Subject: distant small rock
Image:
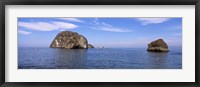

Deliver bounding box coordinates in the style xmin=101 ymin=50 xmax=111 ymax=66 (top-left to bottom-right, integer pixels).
xmin=50 ymin=31 xmax=88 ymax=49
xmin=147 ymin=39 xmax=169 ymax=52
xmin=88 ymin=44 xmax=94 ymax=48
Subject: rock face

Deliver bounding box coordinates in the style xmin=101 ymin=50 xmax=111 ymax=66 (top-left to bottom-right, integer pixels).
xmin=88 ymin=44 xmax=94 ymax=48
xmin=50 ymin=31 xmax=88 ymax=49
xmin=147 ymin=39 xmax=169 ymax=52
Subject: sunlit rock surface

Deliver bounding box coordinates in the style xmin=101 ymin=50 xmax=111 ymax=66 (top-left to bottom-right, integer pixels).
xmin=147 ymin=39 xmax=169 ymax=52
xmin=50 ymin=31 xmax=88 ymax=49
xmin=88 ymin=44 xmax=94 ymax=48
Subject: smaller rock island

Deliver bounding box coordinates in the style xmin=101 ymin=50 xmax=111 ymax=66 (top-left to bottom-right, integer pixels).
xmin=88 ymin=44 xmax=94 ymax=48
xmin=50 ymin=31 xmax=94 ymax=49
xmin=147 ymin=39 xmax=169 ymax=52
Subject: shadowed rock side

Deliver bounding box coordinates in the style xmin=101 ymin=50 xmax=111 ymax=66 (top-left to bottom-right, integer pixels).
xmin=50 ymin=31 xmax=88 ymax=49
xmin=88 ymin=44 xmax=94 ymax=48
xmin=147 ymin=39 xmax=169 ymax=52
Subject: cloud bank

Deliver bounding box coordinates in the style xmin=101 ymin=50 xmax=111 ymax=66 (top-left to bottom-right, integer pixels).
xmin=18 ymin=30 xmax=32 ymax=35
xmin=91 ymin=19 xmax=132 ymax=32
xmin=58 ymin=18 xmax=84 ymax=23
xmin=136 ymin=18 xmax=170 ymax=25
xmin=18 ymin=21 xmax=78 ymax=31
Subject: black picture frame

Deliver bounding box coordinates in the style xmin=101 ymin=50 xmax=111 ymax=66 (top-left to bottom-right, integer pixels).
xmin=0 ymin=0 xmax=200 ymax=87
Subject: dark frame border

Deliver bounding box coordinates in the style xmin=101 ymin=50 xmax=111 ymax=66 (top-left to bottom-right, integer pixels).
xmin=0 ymin=0 xmax=200 ymax=87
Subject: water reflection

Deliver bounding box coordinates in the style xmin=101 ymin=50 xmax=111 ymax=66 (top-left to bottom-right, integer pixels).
xmin=52 ymin=49 xmax=88 ymax=69
xmin=147 ymin=52 xmax=168 ymax=69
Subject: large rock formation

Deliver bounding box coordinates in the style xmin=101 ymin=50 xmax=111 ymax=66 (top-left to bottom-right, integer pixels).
xmin=88 ymin=44 xmax=94 ymax=48
xmin=147 ymin=39 xmax=169 ymax=52
xmin=50 ymin=31 xmax=88 ymax=49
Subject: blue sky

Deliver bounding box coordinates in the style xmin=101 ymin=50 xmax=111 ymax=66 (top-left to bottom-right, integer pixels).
xmin=18 ymin=18 xmax=182 ymax=48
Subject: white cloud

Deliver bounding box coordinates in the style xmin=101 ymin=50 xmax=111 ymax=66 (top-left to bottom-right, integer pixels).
xmin=102 ymin=22 xmax=112 ymax=27
xmin=18 ymin=30 xmax=32 ymax=35
xmin=94 ymin=27 xmax=132 ymax=32
xmin=58 ymin=18 xmax=84 ymax=23
xmin=136 ymin=18 xmax=170 ymax=25
xmin=18 ymin=21 xmax=78 ymax=31
xmin=52 ymin=22 xmax=78 ymax=29
xmin=91 ymin=20 xmax=132 ymax=32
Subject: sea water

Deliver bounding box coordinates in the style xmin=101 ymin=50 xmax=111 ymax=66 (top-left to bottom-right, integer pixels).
xmin=18 ymin=47 xmax=182 ymax=69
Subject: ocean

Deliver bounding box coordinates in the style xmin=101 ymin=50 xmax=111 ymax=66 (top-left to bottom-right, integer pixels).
xmin=18 ymin=47 xmax=182 ymax=69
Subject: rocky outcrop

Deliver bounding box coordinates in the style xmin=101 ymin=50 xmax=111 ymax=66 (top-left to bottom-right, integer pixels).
xmin=88 ymin=44 xmax=94 ymax=48
xmin=50 ymin=31 xmax=88 ymax=49
xmin=147 ymin=39 xmax=169 ymax=52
